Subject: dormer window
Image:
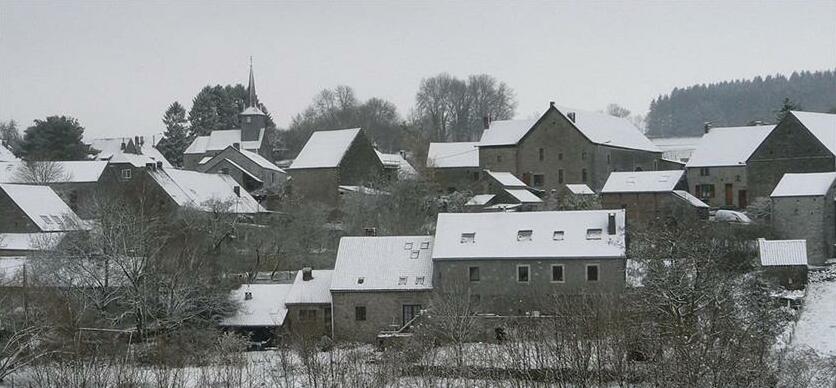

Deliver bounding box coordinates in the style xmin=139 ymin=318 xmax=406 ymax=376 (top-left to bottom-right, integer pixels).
xmin=461 ymin=233 xmax=476 ymax=243
xmin=410 ymin=251 xmax=420 ymax=259
xmin=586 ymin=228 xmax=603 ymax=240
xmin=517 ymin=230 xmax=533 ymax=241
xmin=398 ymin=276 xmax=407 ymax=285
xmin=420 ymin=241 xmax=430 ymax=249
xmin=553 ymin=231 xmax=565 ymax=241
xmin=40 ymin=215 xmax=53 ymax=224
xmin=404 ymin=242 xmax=413 ymax=250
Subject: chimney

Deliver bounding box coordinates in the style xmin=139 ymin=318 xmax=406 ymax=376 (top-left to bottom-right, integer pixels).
xmin=549 ymin=101 xmax=555 ymax=108
xmin=607 ymin=212 xmax=617 ymax=235
xmin=145 ymin=162 xmax=156 ymax=171
xmin=156 ymin=161 xmax=163 ymax=169
xmin=233 ymin=142 xmax=240 ymax=150
xmin=399 ymin=150 xmax=407 ymax=159
xmin=704 ymin=122 xmax=712 ymax=134
xmin=302 ymin=267 xmax=313 ymax=281
xmin=120 ymin=141 xmax=126 ymax=151
xmin=567 ymin=112 xmax=576 ymax=123
xmin=364 ymin=227 xmax=377 ymax=236
xmin=134 ymin=136 xmax=140 ymax=146
xmin=244 ymin=291 xmax=253 ymax=300
xmin=482 ymin=116 xmax=491 ymax=130
xmin=233 ymin=186 xmax=241 ymax=197
xmin=139 ymin=136 xmax=144 ymax=146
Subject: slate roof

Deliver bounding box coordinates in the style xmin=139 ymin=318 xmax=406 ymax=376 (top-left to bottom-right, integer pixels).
xmin=288 ymin=128 xmax=361 ymax=169
xmin=771 ymin=172 xmax=836 ymax=197
xmin=285 ymin=270 xmax=333 ymax=305
xmin=184 ymin=129 xmax=265 ymax=155
xmin=0 ymin=161 xmax=108 ymax=183
xmin=686 ymin=126 xmax=775 ymax=167
xmin=505 ymin=188 xmax=542 ymax=203
xmin=601 ymin=170 xmax=685 ymax=193
xmin=331 ymin=236 xmax=434 ymax=292
xmin=433 ymin=210 xmax=626 ymax=260
xmin=791 ymin=111 xmax=836 ymax=156
xmin=220 ymin=284 xmax=293 ymax=327
xmin=426 ymin=142 xmax=480 ymax=168
xmin=89 ymin=137 xmax=172 ymax=168
xmin=148 ymin=169 xmax=265 ymax=213
xmin=0 ymin=184 xmax=86 ymax=232
xmin=566 ymin=184 xmax=595 ymax=195
xmin=758 ymin=238 xmax=808 ymax=266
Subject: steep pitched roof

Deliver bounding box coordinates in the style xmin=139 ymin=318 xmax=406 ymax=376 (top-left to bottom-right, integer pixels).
xmin=686 ymin=126 xmax=775 ymax=167
xmin=288 ymin=128 xmax=361 ymax=169
xmin=433 ymin=210 xmax=626 ymax=260
xmin=0 ymin=161 xmax=108 ymax=184
xmin=601 ymin=170 xmax=685 ymax=193
xmin=0 ymin=143 xmax=18 ymax=161
xmin=89 ymin=137 xmax=172 ymax=168
xmin=426 ymin=142 xmax=480 ymax=168
xmin=184 ymin=129 xmax=265 ymax=155
xmin=285 ymin=270 xmax=333 ymax=305
xmin=0 ymin=232 xmax=67 ymax=252
xmin=791 ymin=111 xmax=836 ymax=156
xmin=672 ymin=190 xmax=709 ymax=208
xmin=376 ymin=151 xmax=418 ymax=178
xmin=0 ymin=184 xmax=86 ymax=232
xmin=485 ymin=170 xmax=526 ymax=188
xmin=771 ymin=172 xmax=836 ymax=197
xmin=504 ymin=188 xmax=542 ymax=203
xmin=758 ymin=238 xmax=808 ymax=266
xmin=331 ymin=236 xmax=434 ymax=292
xmin=148 ymin=169 xmax=265 ymax=213
xmin=220 ymin=284 xmax=293 ymax=327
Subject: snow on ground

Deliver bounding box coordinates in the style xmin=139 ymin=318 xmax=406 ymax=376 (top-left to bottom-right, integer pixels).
xmin=792 ymin=267 xmax=836 ymax=356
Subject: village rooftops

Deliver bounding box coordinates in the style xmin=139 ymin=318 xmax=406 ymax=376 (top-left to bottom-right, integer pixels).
xmin=466 ymin=194 xmax=496 ymax=206
xmin=0 ymin=161 xmax=108 ymax=184
xmin=758 ymin=238 xmax=808 ymax=266
xmin=432 ymin=210 xmax=626 ymax=260
xmin=770 ymin=172 xmax=836 ymax=197
xmin=148 ymin=169 xmax=265 ymax=213
xmin=331 ymin=236 xmax=434 ymax=292
xmin=485 ymin=170 xmax=526 ymax=188
xmin=285 ymin=269 xmax=333 ymax=305
xmin=287 ymin=128 xmax=361 ymax=170
xmin=220 ymin=283 xmax=293 ymax=327
xmin=0 ymin=184 xmax=87 ymax=232
xmin=790 ymin=111 xmax=836 ymax=156
xmin=89 ymin=137 xmax=172 ymax=168
xmin=504 ymin=188 xmax=542 ymax=203
xmin=478 ymin=105 xmax=660 ymax=153
xmin=426 ymin=142 xmax=479 ymax=168
xmin=686 ymin=125 xmax=775 ymax=168
xmin=601 ymin=170 xmax=685 ymax=193
xmin=184 ymin=128 xmax=265 ymax=155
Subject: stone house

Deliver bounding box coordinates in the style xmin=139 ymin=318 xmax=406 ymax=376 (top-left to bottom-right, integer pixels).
xmin=477 ymin=103 xmax=662 ymax=193
xmin=600 ymin=170 xmax=709 ymax=226
xmin=426 ymin=142 xmax=481 ymax=193
xmin=770 ymin=172 xmax=836 ymax=265
xmin=330 ymin=235 xmax=433 ymax=342
xmin=286 ymin=128 xmax=385 ymax=207
xmin=219 ymin=283 xmax=294 ymax=346
xmin=431 ymin=210 xmax=627 ymax=316
xmin=463 ymin=170 xmax=543 ymax=212
xmin=686 ymin=125 xmax=775 ymax=209
xmin=196 ymin=144 xmax=287 ymax=194
xmin=747 ymin=111 xmax=836 ymax=201
xmin=0 ymin=184 xmax=86 ymax=233
xmin=0 ymin=161 xmax=109 ymax=219
xmin=284 ymin=268 xmax=333 ymax=339
xmin=758 ymin=238 xmax=808 ymax=290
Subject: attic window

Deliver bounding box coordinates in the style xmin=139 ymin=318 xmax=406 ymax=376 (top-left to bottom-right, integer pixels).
xmin=398 ymin=276 xmax=408 ymax=285
xmin=553 ymin=231 xmax=565 ymax=241
xmin=415 ymin=276 xmax=425 ymax=285
xmin=586 ymin=228 xmax=603 ymax=240
xmin=404 ymin=242 xmax=413 ymax=250
xmin=410 ymin=251 xmax=420 ymax=259
xmin=39 ymin=215 xmax=53 ymax=224
xmin=51 ymin=215 xmax=63 ymax=225
xmin=460 ymin=233 xmax=476 ymax=243
xmin=517 ymin=230 xmax=533 ymax=241
xmin=357 ymin=277 xmax=365 ymax=284
xmin=420 ymin=241 xmax=430 ymax=249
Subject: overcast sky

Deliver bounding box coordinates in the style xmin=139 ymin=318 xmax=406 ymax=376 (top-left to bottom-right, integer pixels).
xmin=1 ymin=1 xmax=834 ymax=140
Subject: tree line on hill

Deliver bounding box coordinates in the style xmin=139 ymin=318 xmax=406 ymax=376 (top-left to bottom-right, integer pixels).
xmin=646 ymin=69 xmax=836 ymax=138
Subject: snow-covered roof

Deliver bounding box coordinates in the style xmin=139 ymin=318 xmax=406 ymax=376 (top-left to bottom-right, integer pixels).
xmin=466 ymin=194 xmax=496 ymax=206
xmin=184 ymin=129 xmax=265 ymax=155
xmin=771 ymin=172 xmax=836 ymax=197
xmin=0 ymin=232 xmax=66 ymax=252
xmin=288 ymin=128 xmax=361 ymax=169
xmin=649 ymin=136 xmax=703 ymax=150
xmin=285 ymin=270 xmax=333 ymax=305
xmin=566 ymin=184 xmax=595 ymax=195
xmin=426 ymin=142 xmax=479 ymax=168
xmin=485 ymin=170 xmax=526 ymax=188
xmin=758 ymin=239 xmax=807 ymax=266
xmin=184 ymin=136 xmax=210 ymax=155
xmin=0 ymin=143 xmax=18 ymax=161
xmin=0 ymin=184 xmax=86 ymax=232
xmin=601 ymin=170 xmax=684 ymax=193
xmin=240 ymin=149 xmax=284 ymax=172
xmin=338 ymin=185 xmax=389 ymax=195
xmin=223 ymin=158 xmax=263 ymax=183
xmin=686 ymin=126 xmax=775 ymax=167
xmin=478 ymin=107 xmax=660 ymax=153
xmin=505 ymin=188 xmax=542 ymax=203
xmin=791 ymin=111 xmax=836 ymax=156
xmin=331 ymin=236 xmax=434 ymax=292
xmin=376 ymin=151 xmax=417 ymax=178
xmin=433 ymin=210 xmax=626 ymax=260
xmin=90 ymin=138 xmax=172 ymax=168
xmin=0 ymin=161 xmax=108 ymax=183
xmin=148 ymin=169 xmax=265 ymax=213
xmin=240 ymin=106 xmax=265 ymax=116
xmin=672 ymin=190 xmax=709 ymax=208
xmin=220 ymin=283 xmax=293 ymax=327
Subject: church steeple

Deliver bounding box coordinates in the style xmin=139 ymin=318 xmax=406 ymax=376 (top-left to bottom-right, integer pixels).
xmin=247 ymin=56 xmax=258 ymax=108
xmin=240 ymin=57 xmax=266 ymax=142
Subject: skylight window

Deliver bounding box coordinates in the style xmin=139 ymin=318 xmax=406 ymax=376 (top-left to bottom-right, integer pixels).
xmin=51 ymin=215 xmax=63 ymax=225
xmin=517 ymin=230 xmax=533 ymax=241
xmin=553 ymin=231 xmax=565 ymax=241
xmin=410 ymin=250 xmax=420 ymax=259
xmin=357 ymin=277 xmax=365 ymax=284
xmin=415 ymin=276 xmax=425 ymax=285
xmin=40 ymin=215 xmax=53 ymax=224
xmin=420 ymin=241 xmax=430 ymax=249
xmin=460 ymin=233 xmax=476 ymax=243
xmin=398 ymin=276 xmax=407 ymax=285
xmin=586 ymin=228 xmax=603 ymax=240
xmin=404 ymin=242 xmax=413 ymax=250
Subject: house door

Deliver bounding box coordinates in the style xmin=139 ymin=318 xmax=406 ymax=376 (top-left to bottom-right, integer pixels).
xmin=725 ymin=184 xmax=733 ymax=206
xmin=402 ymin=304 xmax=422 ymax=327
xmin=738 ymin=190 xmax=747 ymax=209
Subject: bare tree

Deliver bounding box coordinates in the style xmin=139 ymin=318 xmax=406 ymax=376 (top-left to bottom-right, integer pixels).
xmin=13 ymin=160 xmax=69 ymax=184
xmin=606 ymin=103 xmax=631 ymax=118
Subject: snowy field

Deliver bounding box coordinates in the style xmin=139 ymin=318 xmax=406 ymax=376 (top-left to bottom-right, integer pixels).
xmin=792 ymin=267 xmax=836 ymax=355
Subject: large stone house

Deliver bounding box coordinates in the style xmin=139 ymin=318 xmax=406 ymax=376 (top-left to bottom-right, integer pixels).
xmin=425 ymin=142 xmax=481 ymax=193
xmin=195 ymin=144 xmax=287 ymax=195
xmin=747 ymin=111 xmax=836 ymax=201
xmin=431 ymin=210 xmax=626 ymax=316
xmin=686 ymin=125 xmax=775 ymax=209
xmin=286 ymin=128 xmax=384 ymax=206
xmin=330 ymin=235 xmax=434 ymax=342
xmin=600 ymin=170 xmax=708 ymax=226
xmin=770 ymin=172 xmax=836 ymax=265
xmin=478 ymin=103 xmax=662 ymax=193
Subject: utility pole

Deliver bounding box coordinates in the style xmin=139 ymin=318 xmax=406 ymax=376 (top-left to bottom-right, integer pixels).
xmin=22 ymin=263 xmax=29 ymax=324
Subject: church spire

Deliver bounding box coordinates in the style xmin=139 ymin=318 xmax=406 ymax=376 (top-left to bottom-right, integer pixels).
xmin=247 ymin=56 xmax=257 ymax=108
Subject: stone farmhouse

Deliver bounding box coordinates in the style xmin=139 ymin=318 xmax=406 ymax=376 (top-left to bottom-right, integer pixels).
xmin=600 ymin=170 xmax=708 ymax=225
xmin=283 ymin=268 xmax=334 ymax=339
xmin=747 ymin=111 xmax=836 ymax=201
xmin=0 ymin=161 xmax=109 ymax=219
xmin=425 ymin=142 xmax=481 ymax=193
xmin=686 ymin=125 xmax=775 ymax=209
xmin=770 ymin=172 xmax=836 ymax=266
xmin=195 ymin=144 xmax=287 ymax=195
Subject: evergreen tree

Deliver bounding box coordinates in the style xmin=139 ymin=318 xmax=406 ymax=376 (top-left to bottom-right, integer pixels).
xmin=775 ymin=97 xmax=801 ymax=122
xmin=157 ymin=101 xmax=190 ymax=167
xmin=20 ymin=116 xmax=95 ymax=161
xmin=187 ymin=84 xmax=276 ymax=138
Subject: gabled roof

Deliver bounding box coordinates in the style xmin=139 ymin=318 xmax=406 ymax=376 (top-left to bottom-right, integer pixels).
xmin=184 ymin=129 xmax=265 ymax=155
xmin=376 ymin=151 xmax=418 ymax=178
xmin=566 ymin=184 xmax=595 ymax=195
xmin=771 ymin=172 xmax=836 ymax=197
xmin=426 ymin=142 xmax=480 ymax=168
xmin=791 ymin=111 xmax=836 ymax=156
xmin=220 ymin=284 xmax=293 ymax=327
xmin=288 ymin=128 xmax=361 ymax=169
xmin=331 ymin=236 xmax=434 ymax=292
xmin=478 ymin=106 xmax=660 ymax=153
xmin=148 ymin=169 xmax=265 ymax=213
xmin=485 ymin=170 xmax=526 ymax=188
xmin=89 ymin=137 xmax=172 ymax=168
xmin=466 ymin=194 xmax=496 ymax=206
xmin=285 ymin=270 xmax=333 ymax=305
xmin=240 ymin=149 xmax=284 ymax=172
xmin=433 ymin=210 xmax=626 ymax=260
xmin=686 ymin=126 xmax=775 ymax=167
xmin=0 ymin=184 xmax=86 ymax=232
xmin=504 ymin=188 xmax=542 ymax=204
xmin=672 ymin=190 xmax=709 ymax=208
xmin=758 ymin=238 xmax=807 ymax=266
xmin=601 ymin=170 xmax=685 ymax=193
xmin=0 ymin=143 xmax=18 ymax=161
xmin=0 ymin=161 xmax=108 ymax=184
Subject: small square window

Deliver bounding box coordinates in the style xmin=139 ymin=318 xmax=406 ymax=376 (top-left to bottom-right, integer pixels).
xmin=460 ymin=233 xmax=476 ymax=243
xmin=517 ymin=265 xmax=530 ymax=283
xmin=586 ymin=229 xmax=602 ymax=240
xmin=553 ymin=231 xmax=565 ymax=240
xmin=517 ymin=230 xmax=533 ymax=241
xmin=355 ymin=306 xmax=366 ymax=321
xmin=410 ymin=250 xmax=420 ymax=259
xmin=586 ymin=265 xmax=599 ymax=282
xmin=558 ymin=153 xmax=563 ymax=161
xmin=121 ymin=169 xmax=131 ymax=179
xmin=532 ymin=174 xmax=544 ymax=188
xmin=404 ymin=242 xmax=413 ymax=250
xmin=551 ymin=265 xmax=565 ymax=282
xmin=415 ymin=276 xmax=425 ymax=285
xmin=538 ymin=148 xmax=544 ymax=161
xmin=398 ymin=276 xmax=407 ymax=285
xmin=420 ymin=241 xmax=430 ymax=249
xmin=357 ymin=277 xmax=365 ymax=284
xmin=469 ymin=266 xmax=480 ymax=282
xmin=51 ymin=215 xmax=63 ymax=225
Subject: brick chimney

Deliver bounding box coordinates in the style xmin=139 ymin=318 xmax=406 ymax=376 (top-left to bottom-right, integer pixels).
xmin=302 ymin=267 xmax=313 ymax=281
xmin=567 ymin=112 xmax=576 ymax=123
xmin=482 ymin=116 xmax=491 ymax=130
xmin=704 ymin=122 xmax=712 ymax=134
xmin=607 ymin=212 xmax=617 ymax=235
xmin=233 ymin=142 xmax=240 ymax=150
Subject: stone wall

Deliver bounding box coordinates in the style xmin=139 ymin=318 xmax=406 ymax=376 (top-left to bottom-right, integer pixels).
xmin=331 ymin=290 xmax=431 ymax=342
xmin=285 ymin=303 xmax=332 ymax=339
xmin=772 ymin=190 xmax=836 ymax=265
xmin=686 ymin=166 xmax=749 ymax=208
xmin=600 ymin=191 xmax=706 ymax=227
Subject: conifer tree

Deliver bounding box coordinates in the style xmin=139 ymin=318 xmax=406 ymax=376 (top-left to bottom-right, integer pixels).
xmin=157 ymin=101 xmax=190 ymax=167
xmin=775 ymin=97 xmax=802 ymax=123
xmin=20 ymin=116 xmax=95 ymax=161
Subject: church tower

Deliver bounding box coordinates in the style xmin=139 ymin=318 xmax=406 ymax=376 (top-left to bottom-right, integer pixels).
xmin=240 ymin=58 xmax=266 ymax=142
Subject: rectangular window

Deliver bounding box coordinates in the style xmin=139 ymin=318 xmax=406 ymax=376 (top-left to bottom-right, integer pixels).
xmin=517 ymin=230 xmax=533 ymax=241
xmin=469 ymin=266 xmax=480 ymax=282
xmin=472 ymin=171 xmax=480 ymax=181
xmin=415 ymin=276 xmax=425 ymax=285
xmin=460 ymin=233 xmax=476 ymax=243
xmin=558 ymin=169 xmax=564 ymax=184
xmin=355 ymin=306 xmax=367 ymax=321
xmin=586 ymin=264 xmax=599 ymax=282
xmin=532 ymin=174 xmax=544 ymax=188
xmin=607 ymin=154 xmax=611 ymax=164
xmin=553 ymin=231 xmax=565 ymax=240
xmin=551 ymin=264 xmax=565 ymax=282
xmin=558 ymin=153 xmax=563 ymax=161
xmin=586 ymin=228 xmax=603 ymax=240
xmin=121 ymin=169 xmax=131 ymax=179
xmin=497 ymin=155 xmax=502 ymax=163
xmin=517 ymin=265 xmax=530 ymax=283
xmin=539 ymin=148 xmax=545 ymax=161
xmin=700 ymin=167 xmax=710 ymax=176
xmin=398 ymin=276 xmax=408 ymax=285
xmin=699 ymin=184 xmax=715 ymax=199
xmin=582 ymin=169 xmax=588 ymax=183
xmin=402 ymin=304 xmax=422 ymax=326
